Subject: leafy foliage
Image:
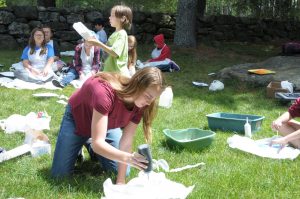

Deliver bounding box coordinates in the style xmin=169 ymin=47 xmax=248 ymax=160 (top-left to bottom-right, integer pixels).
xmin=2 ymin=0 xmax=300 ymax=19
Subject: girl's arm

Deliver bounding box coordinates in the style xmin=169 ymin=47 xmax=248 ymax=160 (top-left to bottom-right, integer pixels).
xmin=91 ymin=109 xmax=147 ymax=179
xmin=272 ymin=112 xmax=292 ymax=130
xmin=116 ymin=121 xmax=139 ymax=184
xmin=42 ymin=57 xmax=54 ymax=76
xmin=22 ymin=60 xmax=40 ymax=75
xmin=87 ymin=39 xmax=118 ymax=57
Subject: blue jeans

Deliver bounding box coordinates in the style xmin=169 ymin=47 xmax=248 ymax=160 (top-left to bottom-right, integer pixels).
xmin=61 ymin=68 xmax=79 ymax=86
xmin=51 ymin=104 xmax=129 ymax=177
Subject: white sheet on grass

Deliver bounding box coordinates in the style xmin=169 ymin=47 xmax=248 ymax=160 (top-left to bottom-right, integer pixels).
xmin=227 ymin=135 xmax=300 ymax=160
xmin=102 ymin=171 xmax=194 ymax=199
xmin=0 ymin=112 xmax=51 ymax=134
xmin=0 ymin=77 xmax=60 ymax=90
xmin=101 ymin=160 xmax=204 ymax=199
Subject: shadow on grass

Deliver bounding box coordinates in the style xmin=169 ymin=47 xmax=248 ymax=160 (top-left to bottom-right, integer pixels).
xmin=38 ymin=161 xmax=113 ymax=195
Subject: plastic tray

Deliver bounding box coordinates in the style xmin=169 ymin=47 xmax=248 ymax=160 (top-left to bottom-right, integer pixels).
xmin=275 ymin=92 xmax=300 ymax=101
xmin=206 ymin=112 xmax=264 ymax=133
xmin=163 ymin=128 xmax=215 ymax=150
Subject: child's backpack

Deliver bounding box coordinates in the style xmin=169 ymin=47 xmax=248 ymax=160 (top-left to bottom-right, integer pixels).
xmin=282 ymin=42 xmax=300 ymax=56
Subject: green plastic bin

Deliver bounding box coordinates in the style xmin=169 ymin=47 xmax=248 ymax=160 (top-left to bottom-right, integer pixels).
xmin=206 ymin=112 xmax=264 ymax=133
xmin=163 ymin=128 xmax=215 ymax=151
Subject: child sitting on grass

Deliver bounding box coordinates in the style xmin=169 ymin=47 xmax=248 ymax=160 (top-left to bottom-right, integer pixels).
xmin=270 ymin=97 xmax=300 ymax=151
xmin=136 ymin=34 xmax=180 ymax=72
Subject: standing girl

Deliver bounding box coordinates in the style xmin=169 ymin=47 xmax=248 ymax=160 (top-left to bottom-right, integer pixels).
xmin=88 ymin=5 xmax=132 ymax=77
xmin=127 ymin=35 xmax=137 ymax=76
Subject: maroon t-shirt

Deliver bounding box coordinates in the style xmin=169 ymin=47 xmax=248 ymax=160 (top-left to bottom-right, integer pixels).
xmin=69 ymin=76 xmax=144 ymax=137
xmin=288 ymin=97 xmax=300 ymax=118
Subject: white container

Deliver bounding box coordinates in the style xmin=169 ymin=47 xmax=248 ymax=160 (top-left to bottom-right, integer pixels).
xmin=244 ymin=117 xmax=252 ymax=138
xmin=159 ymin=87 xmax=173 ymax=108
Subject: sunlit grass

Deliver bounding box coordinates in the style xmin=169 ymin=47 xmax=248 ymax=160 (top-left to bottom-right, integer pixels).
xmin=0 ymin=42 xmax=299 ymax=198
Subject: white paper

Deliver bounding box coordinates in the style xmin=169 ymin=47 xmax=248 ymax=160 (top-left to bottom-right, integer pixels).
xmin=73 ymin=22 xmax=94 ymax=40
xmin=0 ymin=144 xmax=31 ymax=163
xmin=0 ymin=71 xmax=14 ymax=77
xmin=33 ymin=93 xmax=59 ymax=97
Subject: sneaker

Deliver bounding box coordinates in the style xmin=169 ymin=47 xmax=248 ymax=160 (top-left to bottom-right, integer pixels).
xmin=170 ymin=61 xmax=180 ymax=71
xmin=52 ymin=79 xmax=65 ymax=88
xmin=84 ymin=138 xmax=98 ymax=161
xmin=76 ymin=148 xmax=85 ymax=164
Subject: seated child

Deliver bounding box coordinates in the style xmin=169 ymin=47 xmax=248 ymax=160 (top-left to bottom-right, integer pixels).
xmin=128 ymin=35 xmax=137 ymax=76
xmin=52 ymin=38 xmax=101 ymax=88
xmin=270 ymin=97 xmax=300 ymax=150
xmin=13 ymin=27 xmax=55 ymax=83
xmin=42 ymin=25 xmax=66 ymax=73
xmin=136 ymin=34 xmax=180 ymax=72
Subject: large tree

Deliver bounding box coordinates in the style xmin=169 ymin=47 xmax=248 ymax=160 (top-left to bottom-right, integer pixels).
xmin=37 ymin=0 xmax=56 ymax=7
xmin=174 ymin=0 xmax=202 ymax=47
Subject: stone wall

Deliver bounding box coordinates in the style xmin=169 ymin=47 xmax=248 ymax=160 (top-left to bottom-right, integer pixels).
xmin=1 ymin=6 xmax=300 ymax=50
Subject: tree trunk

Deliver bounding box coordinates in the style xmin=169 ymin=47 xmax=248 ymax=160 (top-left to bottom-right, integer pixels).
xmin=37 ymin=0 xmax=56 ymax=7
xmin=174 ymin=0 xmax=198 ymax=47
xmin=198 ymin=0 xmax=206 ymax=18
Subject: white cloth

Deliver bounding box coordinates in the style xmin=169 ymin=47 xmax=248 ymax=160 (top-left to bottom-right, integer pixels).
xmin=227 ymin=135 xmax=300 ymax=160
xmin=209 ymin=80 xmax=224 ymax=91
xmin=80 ymin=43 xmax=94 ymax=74
xmin=27 ymin=47 xmax=48 ymax=70
xmin=151 ymin=44 xmax=166 ymax=59
xmin=0 ymin=112 xmax=51 ymax=134
xmin=281 ymin=80 xmax=293 ymax=93
xmin=102 ymin=171 xmax=194 ymax=199
xmin=0 ymin=77 xmax=60 ymax=90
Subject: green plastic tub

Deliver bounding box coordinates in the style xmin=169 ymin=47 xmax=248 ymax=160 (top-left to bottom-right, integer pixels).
xmin=206 ymin=112 xmax=265 ymax=133
xmin=163 ymin=128 xmax=215 ymax=150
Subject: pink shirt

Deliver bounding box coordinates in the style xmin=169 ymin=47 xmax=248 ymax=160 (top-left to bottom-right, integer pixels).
xmin=288 ymin=97 xmax=300 ymax=118
xmin=69 ymin=76 xmax=144 ymax=137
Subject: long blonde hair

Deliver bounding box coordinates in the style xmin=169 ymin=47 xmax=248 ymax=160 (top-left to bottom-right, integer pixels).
xmin=112 ymin=5 xmax=132 ymax=30
xmin=95 ymin=67 xmax=166 ymax=143
xmin=128 ymin=35 xmax=137 ymax=68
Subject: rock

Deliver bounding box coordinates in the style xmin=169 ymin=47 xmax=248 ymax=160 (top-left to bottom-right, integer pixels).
xmin=8 ymin=22 xmax=30 ymax=36
xmin=0 ymin=34 xmax=18 ymax=49
xmin=217 ymin=56 xmax=300 ymax=88
xmin=86 ymin=11 xmax=103 ymax=23
xmin=0 ymin=11 xmax=15 ymax=25
xmin=13 ymin=6 xmax=38 ymax=20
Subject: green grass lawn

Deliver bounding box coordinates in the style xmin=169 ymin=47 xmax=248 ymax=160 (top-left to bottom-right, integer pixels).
xmin=0 ymin=42 xmax=299 ymax=199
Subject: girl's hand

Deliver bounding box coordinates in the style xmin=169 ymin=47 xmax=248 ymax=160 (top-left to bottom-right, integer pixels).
xmin=270 ymin=137 xmax=288 ymax=152
xmin=127 ymin=152 xmax=148 ymax=170
xmin=42 ymin=67 xmax=50 ymax=76
xmin=28 ymin=67 xmax=41 ymax=76
xmin=271 ymin=119 xmax=282 ymax=131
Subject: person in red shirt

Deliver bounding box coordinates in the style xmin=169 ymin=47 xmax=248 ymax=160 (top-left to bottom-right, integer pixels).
xmin=136 ymin=34 xmax=180 ymax=72
xmin=270 ymin=97 xmax=300 ymax=150
xmin=51 ymin=67 xmax=166 ymax=184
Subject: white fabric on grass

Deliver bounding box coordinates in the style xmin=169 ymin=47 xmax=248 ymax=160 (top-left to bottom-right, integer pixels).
xmin=227 ymin=135 xmax=300 ymax=160
xmin=102 ymin=171 xmax=194 ymax=199
xmin=0 ymin=77 xmax=60 ymax=90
